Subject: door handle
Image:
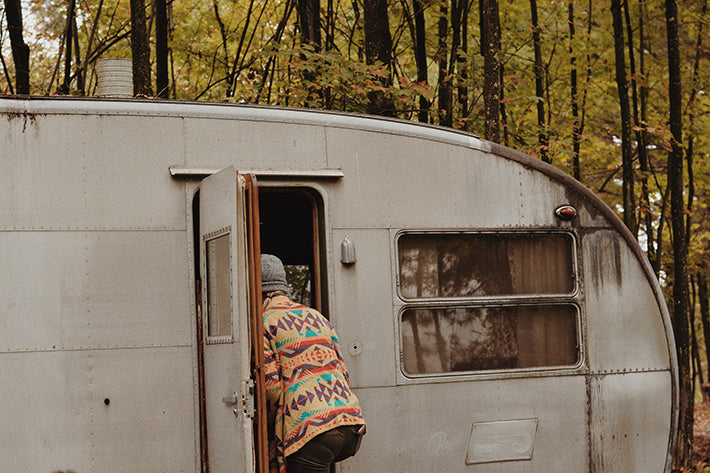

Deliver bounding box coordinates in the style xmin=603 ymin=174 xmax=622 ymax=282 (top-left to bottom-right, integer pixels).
xmin=222 ymin=392 xmax=238 ymax=406
xmin=223 ymin=392 xmax=240 ymax=418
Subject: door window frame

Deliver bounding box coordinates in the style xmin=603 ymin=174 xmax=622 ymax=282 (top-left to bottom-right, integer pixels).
xmin=203 ymin=228 xmax=235 ymax=344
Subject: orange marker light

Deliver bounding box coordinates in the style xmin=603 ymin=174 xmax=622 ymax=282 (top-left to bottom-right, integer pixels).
xmin=555 ymin=205 xmax=577 ymax=221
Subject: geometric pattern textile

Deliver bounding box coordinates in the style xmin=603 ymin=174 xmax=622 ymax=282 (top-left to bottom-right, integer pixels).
xmin=263 ymin=296 xmax=365 ymax=473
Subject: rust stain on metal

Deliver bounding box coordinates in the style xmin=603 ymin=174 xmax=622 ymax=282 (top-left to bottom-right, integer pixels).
xmin=6 ymin=111 xmax=38 ymax=132
xmin=586 ymin=374 xmax=605 ymax=473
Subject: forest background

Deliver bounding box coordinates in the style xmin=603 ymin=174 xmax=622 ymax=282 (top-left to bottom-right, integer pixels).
xmin=1 ymin=0 xmax=709 ymax=470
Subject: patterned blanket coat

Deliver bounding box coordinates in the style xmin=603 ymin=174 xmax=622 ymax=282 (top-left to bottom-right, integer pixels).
xmin=263 ymin=295 xmax=365 ymax=473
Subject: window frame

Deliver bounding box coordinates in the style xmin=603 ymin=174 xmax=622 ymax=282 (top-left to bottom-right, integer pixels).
xmin=396 ymin=230 xmax=579 ymax=302
xmin=204 ymin=228 xmax=235 ymax=345
xmin=392 ymin=229 xmax=585 ymax=381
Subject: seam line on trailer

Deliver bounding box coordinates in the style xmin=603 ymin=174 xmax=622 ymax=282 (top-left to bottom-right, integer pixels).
xmin=1 ymin=344 xmax=192 ymax=354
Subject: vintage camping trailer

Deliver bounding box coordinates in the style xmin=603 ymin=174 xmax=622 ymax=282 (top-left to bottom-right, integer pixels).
xmin=1 ymin=97 xmax=677 ymax=473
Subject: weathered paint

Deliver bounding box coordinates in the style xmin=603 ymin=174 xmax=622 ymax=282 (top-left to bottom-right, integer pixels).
xmin=0 ymin=97 xmax=677 ymax=473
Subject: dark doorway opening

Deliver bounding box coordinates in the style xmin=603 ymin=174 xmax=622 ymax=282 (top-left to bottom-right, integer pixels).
xmin=259 ymin=188 xmax=328 ymax=315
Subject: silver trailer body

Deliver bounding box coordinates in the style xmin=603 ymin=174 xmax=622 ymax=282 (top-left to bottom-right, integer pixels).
xmin=0 ymin=97 xmax=677 ymax=473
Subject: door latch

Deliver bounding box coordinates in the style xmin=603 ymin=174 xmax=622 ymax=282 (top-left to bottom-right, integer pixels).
xmin=241 ymin=379 xmax=255 ymax=419
xmin=222 ymin=380 xmax=255 ymax=419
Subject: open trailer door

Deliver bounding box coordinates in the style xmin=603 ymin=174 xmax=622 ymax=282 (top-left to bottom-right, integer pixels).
xmin=198 ymin=166 xmax=267 ymax=473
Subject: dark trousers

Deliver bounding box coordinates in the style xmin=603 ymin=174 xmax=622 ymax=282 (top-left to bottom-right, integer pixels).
xmin=286 ymin=425 xmax=364 ymax=473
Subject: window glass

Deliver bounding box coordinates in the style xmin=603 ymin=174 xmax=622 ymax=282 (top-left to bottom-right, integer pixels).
xmin=206 ymin=234 xmax=232 ymax=337
xmin=398 ymin=233 xmax=575 ymax=299
xmin=401 ymin=305 xmax=578 ymax=375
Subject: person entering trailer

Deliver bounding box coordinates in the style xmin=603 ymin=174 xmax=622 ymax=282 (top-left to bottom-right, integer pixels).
xmin=261 ymin=254 xmax=366 ymax=473
xmin=196 ymin=165 xmax=365 ymax=473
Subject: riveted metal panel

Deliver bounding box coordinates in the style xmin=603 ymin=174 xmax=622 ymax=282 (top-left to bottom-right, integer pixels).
xmin=183 ymin=117 xmax=327 ymax=170
xmin=323 ymin=127 xmax=579 ymax=230
xmin=587 ymin=371 xmax=673 ymax=472
xmin=582 ymin=229 xmax=670 ymax=373
xmin=331 ymin=228 xmax=396 ymax=388
xmin=344 ymin=376 xmax=587 ymax=473
xmin=0 ymin=113 xmax=186 ymax=231
xmin=198 ymin=167 xmax=255 ymax=473
xmin=0 ymin=230 xmax=191 ymax=352
xmin=1 ymin=347 xmax=196 ymax=473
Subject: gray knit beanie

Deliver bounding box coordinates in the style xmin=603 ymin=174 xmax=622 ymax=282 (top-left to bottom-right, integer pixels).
xmin=261 ymin=254 xmax=289 ymax=294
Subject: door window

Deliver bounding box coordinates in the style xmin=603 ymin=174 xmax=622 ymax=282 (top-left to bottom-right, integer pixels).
xmin=205 ymin=232 xmax=233 ymax=340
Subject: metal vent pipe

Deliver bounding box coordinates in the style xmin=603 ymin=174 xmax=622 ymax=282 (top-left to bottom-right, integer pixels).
xmin=96 ymin=58 xmax=133 ymax=98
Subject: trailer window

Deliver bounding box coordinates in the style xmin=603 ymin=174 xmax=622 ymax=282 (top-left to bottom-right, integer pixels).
xmin=400 ymin=304 xmax=578 ymax=375
xmin=398 ymin=233 xmax=575 ymax=299
xmin=397 ymin=231 xmax=579 ymax=376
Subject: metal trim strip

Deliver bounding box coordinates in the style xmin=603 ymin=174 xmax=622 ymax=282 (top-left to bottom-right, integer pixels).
xmin=170 ymin=166 xmax=344 ymax=179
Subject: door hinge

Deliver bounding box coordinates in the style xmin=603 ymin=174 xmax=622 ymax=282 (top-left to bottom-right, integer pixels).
xmin=241 ymin=379 xmax=255 ymax=419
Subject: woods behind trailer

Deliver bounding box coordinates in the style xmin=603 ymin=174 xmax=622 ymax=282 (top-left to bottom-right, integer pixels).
xmin=1 ymin=97 xmax=677 ymax=473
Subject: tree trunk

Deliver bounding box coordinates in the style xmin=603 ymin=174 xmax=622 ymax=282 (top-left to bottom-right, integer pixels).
xmin=363 ymin=0 xmax=395 ymax=116
xmin=610 ymin=0 xmax=636 ymax=235
xmin=457 ymin=2 xmax=469 ymax=124
xmin=624 ymin=0 xmax=649 ymax=245
xmin=499 ymin=63 xmax=508 ymax=146
xmin=685 ymin=0 xmax=707 ymax=246
xmin=296 ymin=0 xmax=321 ymax=105
xmin=228 ymin=0 xmax=257 ymax=98
xmin=652 ymin=185 xmax=668 ymax=277
xmin=447 ymin=0 xmax=462 ymax=126
xmin=155 ymin=0 xmax=169 ymax=98
xmin=700 ymin=270 xmax=710 ymax=382
xmin=572 ymin=0 xmax=594 ymax=182
xmin=297 ymin=0 xmax=321 ymax=49
xmin=637 ymin=0 xmax=654 ymax=259
xmin=691 ymin=277 xmax=704 ymax=386
xmin=4 ymin=0 xmax=30 ymax=94
xmin=666 ymin=0 xmax=692 ymax=467
xmin=324 ymin=0 xmax=335 ymax=107
xmin=1 ymin=46 xmax=14 ymax=95
xmin=79 ymin=0 xmax=104 ymax=95
xmin=130 ymin=0 xmax=153 ymax=96
xmin=72 ymin=15 xmax=85 ymax=95
xmin=437 ymin=2 xmax=451 ymax=126
xmin=569 ymin=1 xmax=581 ymax=180
xmin=479 ymin=0 xmax=501 ymax=143
xmin=530 ymin=0 xmax=548 ymax=162
xmin=255 ymin=0 xmax=295 ymax=104
xmin=325 ymin=0 xmax=335 ymax=51
xmin=412 ymin=0 xmax=430 ymax=123
xmin=61 ymin=0 xmax=75 ymax=95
